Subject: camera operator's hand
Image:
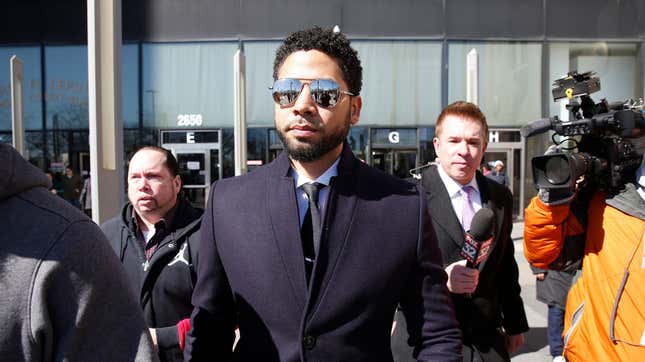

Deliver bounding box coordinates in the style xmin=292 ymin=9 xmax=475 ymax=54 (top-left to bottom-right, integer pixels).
xmin=538 ymin=145 xmax=576 ymax=206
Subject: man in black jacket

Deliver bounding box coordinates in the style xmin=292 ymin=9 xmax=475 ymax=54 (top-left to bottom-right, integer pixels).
xmin=102 ymin=146 xmax=202 ymax=362
xmin=419 ymin=102 xmax=528 ymax=361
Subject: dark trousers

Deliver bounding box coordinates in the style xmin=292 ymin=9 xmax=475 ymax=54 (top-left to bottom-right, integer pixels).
xmin=547 ymin=305 xmax=565 ymax=357
xmin=462 ymin=328 xmax=510 ymax=362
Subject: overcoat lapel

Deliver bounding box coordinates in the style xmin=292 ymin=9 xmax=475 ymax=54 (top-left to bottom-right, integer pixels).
xmin=265 ymin=145 xmax=361 ymax=321
xmin=266 ymin=152 xmax=308 ymax=310
xmin=422 ymin=166 xmax=464 ymax=250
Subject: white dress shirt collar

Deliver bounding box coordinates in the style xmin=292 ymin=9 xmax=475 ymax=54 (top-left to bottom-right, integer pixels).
xmin=291 ymin=158 xmax=340 ymax=226
xmin=436 ymin=164 xmax=480 ymax=199
xmin=436 ymin=165 xmax=483 ymax=229
xmin=292 ymin=158 xmax=340 ymax=189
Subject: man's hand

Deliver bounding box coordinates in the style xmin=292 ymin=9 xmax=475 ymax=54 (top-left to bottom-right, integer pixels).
xmin=506 ymin=333 xmax=525 ymax=354
xmin=444 ymin=260 xmax=479 ymax=294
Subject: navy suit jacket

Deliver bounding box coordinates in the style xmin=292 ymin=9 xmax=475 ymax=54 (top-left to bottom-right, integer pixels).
xmin=185 ymin=144 xmax=462 ymax=361
xmin=419 ymin=165 xmax=528 ymax=346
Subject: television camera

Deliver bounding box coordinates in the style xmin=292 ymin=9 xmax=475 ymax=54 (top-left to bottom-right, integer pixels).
xmin=521 ymin=71 xmax=645 ymax=195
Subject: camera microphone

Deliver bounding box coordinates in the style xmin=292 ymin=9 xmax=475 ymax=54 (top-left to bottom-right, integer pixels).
xmin=460 ymin=208 xmax=495 ymax=268
xmin=520 ymin=117 xmax=556 ymax=138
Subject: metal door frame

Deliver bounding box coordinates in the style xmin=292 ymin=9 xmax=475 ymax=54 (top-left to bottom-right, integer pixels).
xmin=173 ymin=148 xmax=211 ymax=186
xmin=485 ymin=140 xmax=525 ymax=219
xmin=161 ymin=129 xmax=222 ymax=207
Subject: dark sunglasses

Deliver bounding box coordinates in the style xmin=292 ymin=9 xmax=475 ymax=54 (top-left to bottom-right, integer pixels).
xmin=270 ymin=78 xmax=354 ymax=108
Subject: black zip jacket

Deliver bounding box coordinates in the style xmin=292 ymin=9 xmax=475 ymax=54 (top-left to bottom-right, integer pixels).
xmin=101 ymin=198 xmax=202 ymax=362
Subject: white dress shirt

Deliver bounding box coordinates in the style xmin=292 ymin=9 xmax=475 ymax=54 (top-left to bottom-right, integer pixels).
xmin=436 ymin=165 xmax=482 ymax=230
xmin=291 ymin=158 xmax=340 ymax=226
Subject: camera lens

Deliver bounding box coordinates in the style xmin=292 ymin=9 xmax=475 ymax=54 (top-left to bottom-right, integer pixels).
xmin=544 ymin=156 xmax=570 ymax=185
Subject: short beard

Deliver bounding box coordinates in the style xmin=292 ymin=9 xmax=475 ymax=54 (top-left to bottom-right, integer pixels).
xmin=277 ymin=123 xmax=349 ymax=163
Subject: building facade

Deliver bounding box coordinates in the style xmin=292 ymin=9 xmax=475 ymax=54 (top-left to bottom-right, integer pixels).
xmin=2 ymin=0 xmax=644 ymax=216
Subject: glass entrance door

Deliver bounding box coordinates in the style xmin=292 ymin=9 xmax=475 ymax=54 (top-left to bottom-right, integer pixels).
xmin=175 ymin=150 xmax=209 ymax=208
xmin=162 ymin=129 xmax=222 ymax=209
xmin=171 ymin=148 xmax=221 ymax=209
xmin=371 ymin=149 xmax=418 ymax=179
xmin=482 ymin=150 xmax=512 ymax=187
xmin=482 ymin=148 xmax=522 ymax=217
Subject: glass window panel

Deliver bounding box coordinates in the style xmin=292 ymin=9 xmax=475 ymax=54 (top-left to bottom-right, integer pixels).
xmin=353 ymin=41 xmax=442 ymax=127
xmin=246 ymin=127 xmax=267 ymax=162
xmin=268 ymin=128 xmax=282 ymax=149
xmin=123 ymin=129 xmax=140 ymax=157
xmin=0 ymin=131 xmax=50 ymax=170
xmin=221 ymin=128 xmax=234 ymax=178
xmin=448 ymin=42 xmax=542 ymax=127
xmin=124 ymin=128 xmax=158 ymax=158
xmin=348 ymin=126 xmax=368 ymax=161
xmin=45 ymin=45 xmax=88 ymax=130
xmin=245 ymin=41 xmax=280 ymax=127
xmin=25 ymin=130 xmax=46 ymax=168
xmin=0 ymin=46 xmax=42 ymax=131
xmin=142 ymin=42 xmax=237 ymax=128
xmin=419 ymin=126 xmax=436 ymax=165
xmin=122 ymin=43 xmax=139 ymax=129
xmin=244 ymin=41 xmax=442 ymax=128
xmin=547 ymin=43 xmax=640 ymax=118
xmin=0 ymin=132 xmax=10 ymax=144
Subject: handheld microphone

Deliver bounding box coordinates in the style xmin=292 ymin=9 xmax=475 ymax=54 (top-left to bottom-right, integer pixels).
xmin=460 ymin=208 xmax=495 ymax=268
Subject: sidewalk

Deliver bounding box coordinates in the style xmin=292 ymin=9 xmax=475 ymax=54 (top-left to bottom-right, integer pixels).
xmin=510 ymin=220 xmax=552 ymax=362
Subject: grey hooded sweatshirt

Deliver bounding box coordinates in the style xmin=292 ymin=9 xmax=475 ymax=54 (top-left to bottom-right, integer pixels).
xmin=0 ymin=143 xmax=158 ymax=362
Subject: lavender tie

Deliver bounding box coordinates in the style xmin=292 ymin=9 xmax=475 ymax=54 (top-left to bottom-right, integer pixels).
xmin=461 ymin=185 xmax=476 ymax=232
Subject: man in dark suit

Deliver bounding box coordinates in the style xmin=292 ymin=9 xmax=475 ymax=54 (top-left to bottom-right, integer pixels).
xmin=418 ymin=101 xmax=528 ymax=361
xmin=184 ymin=27 xmax=462 ymax=361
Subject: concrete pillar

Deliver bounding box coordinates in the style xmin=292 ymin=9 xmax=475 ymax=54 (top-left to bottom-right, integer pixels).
xmin=87 ymin=0 xmax=124 ymax=224
xmin=234 ymin=48 xmax=247 ymax=176
xmin=10 ymin=55 xmax=25 ymax=156
xmin=467 ymin=48 xmax=479 ymax=105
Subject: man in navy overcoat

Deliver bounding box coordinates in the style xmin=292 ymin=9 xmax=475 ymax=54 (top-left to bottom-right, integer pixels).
xmin=184 ymin=27 xmax=462 ymax=362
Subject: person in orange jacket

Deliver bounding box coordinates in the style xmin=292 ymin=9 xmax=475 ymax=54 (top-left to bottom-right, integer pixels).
xmin=523 ymin=141 xmax=645 ymax=361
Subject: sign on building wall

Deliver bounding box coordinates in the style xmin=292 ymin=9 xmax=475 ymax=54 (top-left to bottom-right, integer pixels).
xmin=161 ymin=130 xmax=219 ymax=144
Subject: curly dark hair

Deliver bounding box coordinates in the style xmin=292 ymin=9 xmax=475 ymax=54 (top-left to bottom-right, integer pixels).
xmin=273 ymin=26 xmax=362 ymax=95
